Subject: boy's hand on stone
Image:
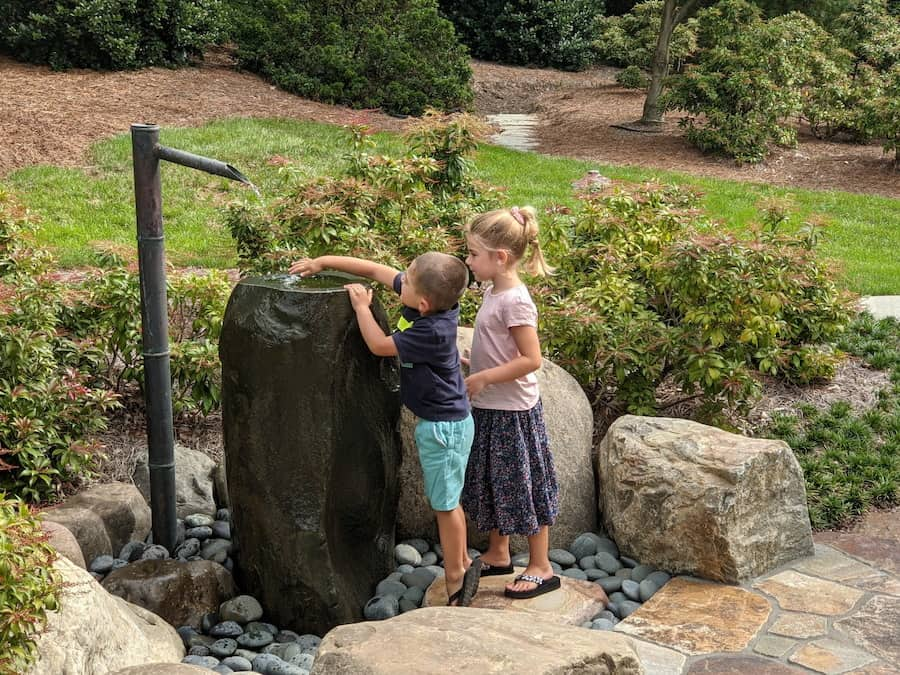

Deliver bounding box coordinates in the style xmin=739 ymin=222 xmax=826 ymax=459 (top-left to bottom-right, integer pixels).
xmin=344 ymin=283 xmax=373 ymax=310
xmin=289 ymin=258 xmax=322 ymax=277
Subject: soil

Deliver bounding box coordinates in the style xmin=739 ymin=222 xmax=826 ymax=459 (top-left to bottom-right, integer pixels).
xmin=1 ymin=50 xmax=895 ymax=533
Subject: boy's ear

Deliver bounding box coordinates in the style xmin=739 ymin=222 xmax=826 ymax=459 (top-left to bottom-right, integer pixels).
xmin=418 ymin=296 xmax=432 ymax=315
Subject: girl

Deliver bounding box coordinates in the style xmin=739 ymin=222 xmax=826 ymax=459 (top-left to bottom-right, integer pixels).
xmin=461 ymin=205 xmax=560 ymax=599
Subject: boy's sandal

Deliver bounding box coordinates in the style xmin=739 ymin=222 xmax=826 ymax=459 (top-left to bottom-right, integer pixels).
xmin=504 ymin=573 xmax=561 ymax=600
xmin=479 ymin=561 xmax=515 ymax=577
xmin=448 ymin=559 xmax=484 ymax=606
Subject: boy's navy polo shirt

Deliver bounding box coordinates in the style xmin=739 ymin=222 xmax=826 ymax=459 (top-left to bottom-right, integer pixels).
xmin=390 ymin=273 xmax=469 ymax=422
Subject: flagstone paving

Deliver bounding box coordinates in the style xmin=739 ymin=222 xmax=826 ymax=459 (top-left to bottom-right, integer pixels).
xmin=607 ymin=532 xmax=900 ymax=674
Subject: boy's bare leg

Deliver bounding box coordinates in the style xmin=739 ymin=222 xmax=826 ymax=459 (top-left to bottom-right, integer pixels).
xmin=435 ymin=505 xmax=468 ymax=603
xmin=505 ymin=525 xmax=554 ymax=594
xmin=480 ymin=528 xmax=511 ymax=568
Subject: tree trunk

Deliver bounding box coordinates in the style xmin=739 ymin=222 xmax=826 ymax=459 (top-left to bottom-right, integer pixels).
xmin=640 ymin=0 xmax=677 ymax=126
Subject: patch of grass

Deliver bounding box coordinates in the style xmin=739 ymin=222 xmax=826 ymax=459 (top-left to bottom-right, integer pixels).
xmin=763 ymin=315 xmax=900 ymax=529
xmin=3 ymin=118 xmax=900 ymax=294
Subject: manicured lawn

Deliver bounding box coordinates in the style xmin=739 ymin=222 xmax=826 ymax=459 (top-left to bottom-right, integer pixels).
xmin=5 ymin=118 xmax=899 ymax=294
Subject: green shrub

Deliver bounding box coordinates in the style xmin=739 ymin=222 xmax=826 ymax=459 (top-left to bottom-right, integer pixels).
xmin=0 ymin=189 xmax=118 ymax=502
xmin=615 ymin=65 xmax=649 ymax=89
xmin=0 ymin=496 xmax=61 ymax=674
xmin=0 ymin=0 xmax=222 ymax=70
xmin=439 ymin=0 xmax=604 ymax=71
xmin=225 ymin=113 xmax=503 ymax=321
xmin=535 ymin=184 xmax=854 ymax=419
xmin=60 ymin=250 xmax=231 ymax=417
xmin=665 ymin=10 xmax=833 ymax=163
xmin=226 ymin=0 xmax=472 ymax=116
xmin=765 ymin=314 xmax=900 ymax=528
xmin=594 ymin=0 xmax=697 ymax=70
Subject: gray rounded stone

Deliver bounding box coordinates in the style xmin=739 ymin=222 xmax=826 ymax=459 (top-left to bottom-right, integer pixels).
xmin=639 ymin=578 xmax=660 ymax=602
xmin=89 ymin=555 xmax=115 ymax=574
xmin=185 ymin=513 xmax=215 ymax=528
xmin=400 ymin=538 xmax=430 ymax=555
xmin=222 ymin=655 xmax=253 ymax=671
xmin=608 ymin=591 xmax=626 ymax=605
xmin=647 ymin=570 xmax=671 ymax=587
xmin=621 ymin=579 xmax=641 ymax=601
xmin=631 ymin=564 xmax=654 ymax=583
xmin=210 ymin=638 xmax=238 ymax=658
xmin=597 ymin=576 xmax=622 ymax=593
xmin=585 ymin=568 xmax=608 ymax=581
xmin=188 ymin=645 xmax=211 ymax=657
xmin=210 ymin=621 xmax=243 ymax=639
xmin=620 ymin=556 xmax=639 ymax=568
xmin=402 ymin=586 xmax=425 ymax=605
xmin=186 ymin=526 xmax=213 ymax=540
xmin=549 ymin=548 xmax=576 ymax=566
xmin=401 ymin=567 xmax=436 ymax=589
xmin=140 ymin=544 xmax=169 ymax=560
xmin=396 ymin=564 xmax=415 ymax=574
xmin=399 ymin=597 xmax=418 ymax=613
xmin=594 ymin=552 xmax=622 ymax=574
xmin=264 ymin=642 xmax=302 ymax=661
xmin=119 ymin=541 xmax=147 ymax=562
xmin=212 ymin=520 xmax=231 ymax=539
xmin=591 ymin=618 xmax=615 ymax=630
xmin=251 ymin=653 xmax=284 ymax=673
xmin=175 ymin=538 xmax=201 ymax=559
xmin=213 ymin=664 xmax=234 ymax=674
xmin=614 ymin=568 xmax=632 ymax=579
xmin=363 ymin=595 xmax=399 ymax=620
xmin=394 ymin=543 xmax=421 ymax=566
xmin=237 ymin=628 xmax=274 ymax=649
xmin=183 ymin=655 xmax=220 ymax=668
xmin=595 ymin=538 xmax=620 ymax=559
xmin=375 ymin=579 xmax=407 ymax=598
xmin=569 ymin=533 xmax=599 ymax=560
xmin=619 ymin=600 xmax=642 ymax=618
xmin=561 ymin=568 xmax=588 ymax=580
xmin=420 ymin=551 xmax=438 ymax=566
xmin=579 ymin=555 xmax=598 ymax=570
xmin=220 ymin=595 xmax=264 ymax=623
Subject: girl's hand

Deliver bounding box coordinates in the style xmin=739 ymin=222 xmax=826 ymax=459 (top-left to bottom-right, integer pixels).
xmin=289 ymin=257 xmax=322 ymax=276
xmin=465 ymin=372 xmax=489 ymax=399
xmin=344 ymin=283 xmax=373 ymax=311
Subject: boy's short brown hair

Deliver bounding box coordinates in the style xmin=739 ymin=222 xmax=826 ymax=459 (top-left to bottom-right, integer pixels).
xmin=408 ymin=252 xmax=468 ymax=312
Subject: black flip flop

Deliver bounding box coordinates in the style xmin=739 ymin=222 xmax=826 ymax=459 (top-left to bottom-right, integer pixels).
xmin=448 ymin=558 xmax=483 ymax=606
xmin=504 ymin=573 xmax=561 ymax=599
xmin=480 ymin=561 xmax=515 ymax=577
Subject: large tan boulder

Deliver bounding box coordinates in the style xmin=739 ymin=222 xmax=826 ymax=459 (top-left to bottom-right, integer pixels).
xmin=397 ymin=326 xmax=596 ymax=551
xmin=132 ymin=443 xmax=217 ymax=519
xmin=29 ymin=556 xmax=184 ymax=674
xmin=311 ymin=606 xmax=643 ymax=674
xmin=102 ymin=558 xmax=237 ymax=630
xmin=41 ymin=519 xmax=87 ymax=569
xmin=40 ymin=481 xmax=151 ymax=564
xmin=597 ymin=415 xmax=814 ymax=583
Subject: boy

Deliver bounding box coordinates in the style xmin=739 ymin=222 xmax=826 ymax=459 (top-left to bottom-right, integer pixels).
xmin=288 ymin=253 xmax=482 ymax=606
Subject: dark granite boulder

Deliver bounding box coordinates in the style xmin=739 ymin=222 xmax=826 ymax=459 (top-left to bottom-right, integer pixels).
xmin=220 ymin=274 xmax=401 ymax=635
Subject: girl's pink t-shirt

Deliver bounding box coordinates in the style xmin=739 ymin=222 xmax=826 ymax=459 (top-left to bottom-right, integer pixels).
xmin=470 ymin=283 xmax=540 ymax=411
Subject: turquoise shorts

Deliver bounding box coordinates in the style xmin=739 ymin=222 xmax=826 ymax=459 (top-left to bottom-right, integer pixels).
xmin=414 ymin=414 xmax=475 ymax=512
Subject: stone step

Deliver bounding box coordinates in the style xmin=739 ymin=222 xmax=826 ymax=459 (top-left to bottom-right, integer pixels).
xmin=423 ymin=565 xmax=607 ymax=626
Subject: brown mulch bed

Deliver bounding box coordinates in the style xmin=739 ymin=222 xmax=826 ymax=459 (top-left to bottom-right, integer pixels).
xmin=0 ymin=49 xmax=409 ymax=177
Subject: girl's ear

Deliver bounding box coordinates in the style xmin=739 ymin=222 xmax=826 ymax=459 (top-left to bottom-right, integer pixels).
xmin=495 ymin=249 xmax=510 ymax=267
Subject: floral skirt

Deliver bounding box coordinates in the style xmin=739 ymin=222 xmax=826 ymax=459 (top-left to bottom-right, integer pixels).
xmin=461 ymin=401 xmax=559 ymax=537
